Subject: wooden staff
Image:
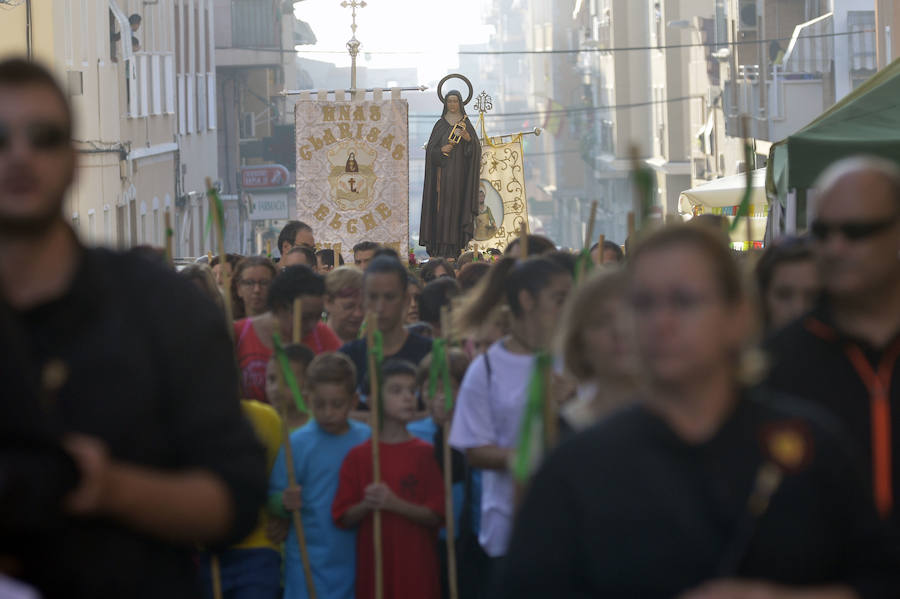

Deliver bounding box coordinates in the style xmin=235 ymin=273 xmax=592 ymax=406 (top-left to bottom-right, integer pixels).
xmin=272 ymin=325 xmax=318 ymax=599
xmin=740 ymin=114 xmax=753 ymax=249
xmin=440 ymin=307 xmax=459 ymax=599
xmin=584 ymin=201 xmax=597 ymax=252
xmin=206 ymin=178 xmax=233 ymax=325
xmin=627 ymin=212 xmax=636 ymax=240
xmin=210 ymin=558 xmax=223 ymax=599
xmin=292 ymin=298 xmax=303 ymax=343
xmin=542 ymin=356 xmax=557 ymax=450
xmin=629 ymin=145 xmax=643 ymax=228
xmin=366 ymin=311 xmax=384 ymax=599
xmin=203 ymin=178 xmax=230 ymax=599
xmin=163 ymin=209 xmax=174 ymax=266
xmin=597 ymin=234 xmax=605 ymax=265
xmin=579 ymin=201 xmax=598 ymax=280
xmin=519 ymin=224 xmax=529 ymax=259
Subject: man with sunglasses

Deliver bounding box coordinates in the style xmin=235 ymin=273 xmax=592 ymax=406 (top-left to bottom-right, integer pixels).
xmin=766 ymin=156 xmax=900 ymax=537
xmin=0 ymin=59 xmax=267 ymax=598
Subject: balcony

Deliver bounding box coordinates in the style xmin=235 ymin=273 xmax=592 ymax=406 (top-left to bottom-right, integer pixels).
xmin=723 ymin=12 xmax=849 ymax=142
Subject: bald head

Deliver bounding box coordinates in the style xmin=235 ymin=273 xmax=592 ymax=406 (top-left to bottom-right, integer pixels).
xmin=815 ymin=156 xmax=900 ymax=212
xmin=812 ymin=156 xmax=900 ymax=301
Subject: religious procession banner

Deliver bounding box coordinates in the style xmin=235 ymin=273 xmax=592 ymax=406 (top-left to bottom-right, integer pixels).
xmin=467 ymin=134 xmax=529 ymax=252
xmin=295 ymin=94 xmax=409 ymax=262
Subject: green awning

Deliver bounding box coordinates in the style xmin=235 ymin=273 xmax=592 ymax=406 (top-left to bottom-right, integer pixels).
xmin=767 ymin=57 xmax=900 ymax=195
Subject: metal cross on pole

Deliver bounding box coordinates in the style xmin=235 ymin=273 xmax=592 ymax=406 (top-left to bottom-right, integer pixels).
xmin=340 ymin=0 xmax=366 ymax=91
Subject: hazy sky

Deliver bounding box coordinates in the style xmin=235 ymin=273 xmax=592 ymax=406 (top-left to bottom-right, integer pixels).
xmin=294 ymin=0 xmax=493 ymax=85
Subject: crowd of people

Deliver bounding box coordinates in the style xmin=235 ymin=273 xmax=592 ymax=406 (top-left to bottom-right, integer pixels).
xmin=2 ymin=58 xmax=900 ymax=599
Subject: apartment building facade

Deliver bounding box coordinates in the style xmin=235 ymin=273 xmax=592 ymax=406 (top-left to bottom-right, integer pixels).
xmin=0 ymin=0 xmax=218 ymax=257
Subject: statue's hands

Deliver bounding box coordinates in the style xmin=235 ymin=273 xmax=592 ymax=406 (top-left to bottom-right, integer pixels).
xmin=441 ymin=144 xmax=454 ymax=154
xmin=459 ymin=128 xmax=471 ymax=142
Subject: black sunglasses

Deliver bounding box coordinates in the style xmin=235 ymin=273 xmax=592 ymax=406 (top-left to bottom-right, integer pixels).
xmin=810 ymin=216 xmax=899 ymax=242
xmin=0 ymin=122 xmax=70 ymax=152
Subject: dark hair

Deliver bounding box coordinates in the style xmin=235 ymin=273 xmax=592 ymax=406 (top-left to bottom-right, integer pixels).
xmin=504 ymin=234 xmax=556 ymax=256
xmin=457 ymin=261 xmax=490 ymax=291
xmin=277 ymin=221 xmax=313 ymax=256
xmin=284 ymin=244 xmax=316 ymax=267
xmin=590 ymin=240 xmax=624 ymax=263
xmin=416 ymin=348 xmax=471 ymax=388
xmin=407 ymin=272 xmax=424 ymax=291
xmin=381 ymin=359 xmax=418 ymax=382
xmin=353 ymin=241 xmax=381 ymax=255
xmin=282 ymin=343 xmax=315 ymax=370
xmin=486 ymin=248 xmax=502 ymax=256
xmin=419 ymin=277 xmax=461 ymax=325
xmin=456 ymin=256 xmax=571 ymax=331
xmin=421 ymin=258 xmax=456 ymax=283
xmin=306 ymin=351 xmax=357 ymax=395
xmin=316 ymin=248 xmax=345 ymax=268
xmin=362 ymin=358 xmax=417 ymax=393
xmin=545 ymin=251 xmax=577 ymax=278
xmin=373 ymin=247 xmax=401 ymax=262
xmin=266 ymin=265 xmax=326 ymax=311
xmin=363 ymin=255 xmax=409 ymax=292
xmin=406 ymin=322 xmax=434 ymax=338
xmin=230 ymin=256 xmax=277 ymax=319
xmin=0 ymin=59 xmax=72 ymax=137
xmin=210 ymin=253 xmax=242 ymax=268
xmin=754 ymin=236 xmax=815 ymax=325
xmin=128 ymin=13 xmax=142 ymax=25
xmin=628 ymin=223 xmax=743 ymax=304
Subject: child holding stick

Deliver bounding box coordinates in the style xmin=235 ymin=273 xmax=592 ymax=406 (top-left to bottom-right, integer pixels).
xmin=332 ymin=359 xmax=446 ymax=599
xmin=265 ymin=343 xmax=315 ymax=432
xmin=199 ymin=398 xmax=284 ymax=599
xmin=411 ymin=350 xmax=489 ymax=599
xmin=269 ymin=352 xmax=370 ymax=599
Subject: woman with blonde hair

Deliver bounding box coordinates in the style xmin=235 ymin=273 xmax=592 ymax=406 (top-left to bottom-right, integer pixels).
xmin=324 ymin=265 xmax=365 ymax=344
xmin=556 ymin=267 xmax=639 ymax=431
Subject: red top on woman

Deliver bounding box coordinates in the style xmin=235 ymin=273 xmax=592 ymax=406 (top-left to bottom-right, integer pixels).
xmin=234 ymin=318 xmax=342 ymax=403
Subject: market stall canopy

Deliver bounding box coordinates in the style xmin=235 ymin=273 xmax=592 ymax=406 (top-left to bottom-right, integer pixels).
xmin=768 ymin=57 xmax=900 ymax=200
xmin=678 ymin=169 xmax=768 ymax=248
xmin=679 ymin=169 xmax=767 ymax=208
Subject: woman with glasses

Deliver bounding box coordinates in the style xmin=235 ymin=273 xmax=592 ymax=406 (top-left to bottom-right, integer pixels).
xmin=230 ymin=256 xmax=276 ymax=320
xmin=493 ymin=224 xmax=899 ymax=599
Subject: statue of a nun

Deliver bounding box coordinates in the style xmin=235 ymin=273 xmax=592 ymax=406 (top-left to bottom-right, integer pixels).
xmin=419 ymin=82 xmax=482 ymax=258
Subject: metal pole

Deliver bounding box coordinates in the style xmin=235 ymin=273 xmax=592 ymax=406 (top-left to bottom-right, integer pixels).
xmin=25 ymin=0 xmax=32 ymax=60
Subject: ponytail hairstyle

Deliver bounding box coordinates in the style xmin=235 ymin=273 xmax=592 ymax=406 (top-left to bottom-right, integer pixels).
xmin=454 ymin=256 xmax=570 ymax=335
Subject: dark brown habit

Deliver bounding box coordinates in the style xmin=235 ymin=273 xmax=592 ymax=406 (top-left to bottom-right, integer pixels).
xmin=419 ymin=93 xmax=482 ymax=259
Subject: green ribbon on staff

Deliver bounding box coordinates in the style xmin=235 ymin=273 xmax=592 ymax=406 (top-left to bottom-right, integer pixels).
xmin=164 ymin=227 xmax=174 ymax=264
xmin=428 ymin=338 xmax=454 ymax=412
xmin=513 ymin=351 xmax=552 ymax=483
xmin=205 ymin=186 xmax=225 ymax=242
xmin=729 ymin=139 xmax=755 ymax=233
xmin=272 ymin=332 xmax=308 ymax=414
xmin=574 ymin=247 xmax=593 ymax=283
xmin=632 ymin=162 xmax=655 ymax=229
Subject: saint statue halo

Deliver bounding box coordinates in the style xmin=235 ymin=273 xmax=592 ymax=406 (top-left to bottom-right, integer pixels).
xmin=437 ymin=73 xmax=473 ymax=106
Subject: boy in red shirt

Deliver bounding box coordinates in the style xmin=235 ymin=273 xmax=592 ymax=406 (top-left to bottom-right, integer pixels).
xmin=332 ymin=359 xmax=445 ymax=599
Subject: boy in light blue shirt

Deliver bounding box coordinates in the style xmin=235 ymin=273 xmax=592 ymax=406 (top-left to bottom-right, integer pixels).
xmin=270 ymin=352 xmax=370 ymax=599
